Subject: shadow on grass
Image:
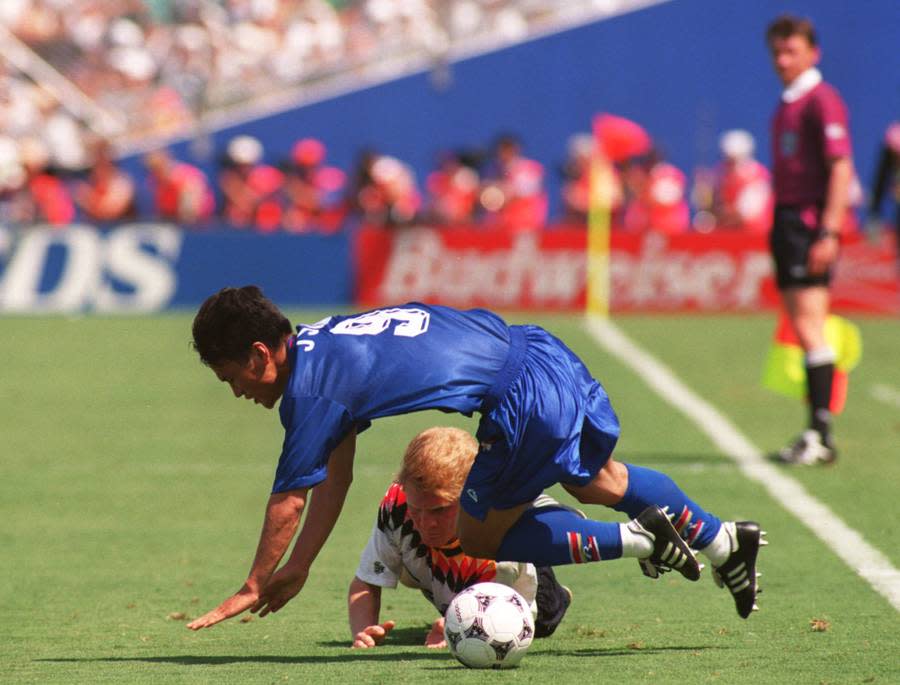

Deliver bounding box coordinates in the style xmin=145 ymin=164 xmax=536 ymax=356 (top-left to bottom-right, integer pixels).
xmin=317 ymin=625 xmax=434 ymax=648
xmin=552 ymin=644 xmax=716 ymax=657
xmin=36 ymin=651 xmax=442 ymax=666
xmin=36 ymin=643 xmax=716 ymax=667
xmin=416 ymin=644 xmax=719 ymax=671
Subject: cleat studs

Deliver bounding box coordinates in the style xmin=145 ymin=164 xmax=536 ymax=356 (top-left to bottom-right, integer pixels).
xmin=756 ymin=572 xmax=762 ymax=578
xmin=752 ymin=604 xmax=759 ymax=612
xmin=759 ymin=540 xmax=769 ymax=546
xmin=761 ymin=531 xmax=768 ymax=537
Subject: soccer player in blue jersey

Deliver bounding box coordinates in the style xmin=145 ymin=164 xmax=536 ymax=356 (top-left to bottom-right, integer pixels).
xmin=185 ymin=286 xmax=765 ymax=631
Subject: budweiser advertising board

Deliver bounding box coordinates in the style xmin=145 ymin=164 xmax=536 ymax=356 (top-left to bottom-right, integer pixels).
xmin=354 ymin=225 xmax=899 ymax=314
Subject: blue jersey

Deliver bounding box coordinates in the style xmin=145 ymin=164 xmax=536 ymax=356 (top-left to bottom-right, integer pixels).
xmin=273 ymin=303 xmax=621 ymax=518
xmin=274 ymin=304 xmax=513 ymax=491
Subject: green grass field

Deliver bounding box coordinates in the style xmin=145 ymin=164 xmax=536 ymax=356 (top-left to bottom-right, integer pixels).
xmin=3 ymin=312 xmax=899 ymax=684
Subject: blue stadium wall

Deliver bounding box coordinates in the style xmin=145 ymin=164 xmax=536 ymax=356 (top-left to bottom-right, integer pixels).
xmin=0 ymin=225 xmax=351 ymax=313
xmin=156 ymin=0 xmax=898 ymax=220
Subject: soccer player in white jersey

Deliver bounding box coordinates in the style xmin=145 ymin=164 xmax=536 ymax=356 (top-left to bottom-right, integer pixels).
xmin=349 ymin=427 xmax=571 ymax=648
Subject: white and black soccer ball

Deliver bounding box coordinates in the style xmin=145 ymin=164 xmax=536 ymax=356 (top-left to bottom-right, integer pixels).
xmin=443 ymin=581 xmax=534 ymax=669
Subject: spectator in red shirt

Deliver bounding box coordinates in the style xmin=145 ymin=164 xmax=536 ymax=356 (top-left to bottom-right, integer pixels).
xmin=282 ymin=137 xmax=346 ymax=234
xmin=19 ymin=137 xmax=74 ymax=226
xmin=561 ymin=133 xmax=626 ymax=228
xmin=712 ymin=130 xmax=773 ymax=234
xmin=766 ymin=14 xmax=855 ymax=465
xmin=74 ymin=139 xmax=136 ymax=223
xmin=480 ymin=134 xmax=548 ymax=232
xmin=425 ymin=150 xmax=480 ymax=226
xmin=621 ymin=151 xmax=690 ymax=235
xmin=219 ymin=135 xmax=284 ymax=232
xmin=143 ymin=148 xmax=215 ymax=225
xmin=348 ymin=150 xmax=421 ymax=228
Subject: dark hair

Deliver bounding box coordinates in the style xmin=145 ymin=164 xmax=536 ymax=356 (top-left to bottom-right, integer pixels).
xmin=191 ymin=286 xmax=292 ymax=366
xmin=766 ymin=14 xmax=818 ymax=47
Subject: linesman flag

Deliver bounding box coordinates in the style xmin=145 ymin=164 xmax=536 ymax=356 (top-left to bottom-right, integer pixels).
xmin=587 ymin=114 xmax=651 ymax=318
xmin=761 ymin=312 xmax=862 ymax=414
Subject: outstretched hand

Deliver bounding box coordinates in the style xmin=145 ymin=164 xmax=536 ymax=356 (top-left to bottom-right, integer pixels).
xmin=352 ymin=620 xmax=396 ymax=648
xmin=187 ymin=585 xmax=259 ymax=630
xmin=251 ymin=564 xmax=309 ymax=618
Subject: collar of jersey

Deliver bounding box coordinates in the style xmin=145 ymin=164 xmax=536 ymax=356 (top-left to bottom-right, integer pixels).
xmin=782 ymin=68 xmax=822 ymax=103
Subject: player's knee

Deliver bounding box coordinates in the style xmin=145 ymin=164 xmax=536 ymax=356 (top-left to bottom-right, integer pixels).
xmin=563 ymin=458 xmax=628 ymax=505
xmin=793 ymin=321 xmax=825 ymax=351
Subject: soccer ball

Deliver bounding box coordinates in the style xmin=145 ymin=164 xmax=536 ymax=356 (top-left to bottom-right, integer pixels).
xmin=443 ymin=582 xmax=534 ymax=669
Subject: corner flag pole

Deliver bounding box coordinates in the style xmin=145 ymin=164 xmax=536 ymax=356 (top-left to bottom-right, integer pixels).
xmin=586 ymin=152 xmax=614 ymax=320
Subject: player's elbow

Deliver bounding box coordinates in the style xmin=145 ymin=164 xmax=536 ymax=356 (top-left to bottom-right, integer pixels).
xmin=270 ymin=488 xmax=308 ymax=516
xmin=348 ymin=575 xmax=367 ymax=599
xmin=348 ymin=576 xmax=380 ymax=610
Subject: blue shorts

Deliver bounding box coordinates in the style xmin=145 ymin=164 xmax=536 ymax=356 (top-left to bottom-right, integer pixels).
xmin=461 ymin=325 xmax=621 ymax=520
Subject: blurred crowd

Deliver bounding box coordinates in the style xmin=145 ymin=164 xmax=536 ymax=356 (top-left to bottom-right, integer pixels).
xmin=0 ymin=0 xmax=886 ymax=235
xmin=3 ymin=121 xmax=868 ymax=235
xmin=0 ymin=0 xmax=588 ymax=148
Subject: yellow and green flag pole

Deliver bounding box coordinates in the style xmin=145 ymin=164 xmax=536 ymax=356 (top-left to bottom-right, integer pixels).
xmin=586 ymin=152 xmax=614 ymax=320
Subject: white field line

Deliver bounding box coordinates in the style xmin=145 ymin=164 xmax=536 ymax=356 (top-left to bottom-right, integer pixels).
xmin=585 ymin=317 xmax=900 ymax=612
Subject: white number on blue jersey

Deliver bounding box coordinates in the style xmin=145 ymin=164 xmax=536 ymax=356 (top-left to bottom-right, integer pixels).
xmin=329 ymin=308 xmax=430 ymax=338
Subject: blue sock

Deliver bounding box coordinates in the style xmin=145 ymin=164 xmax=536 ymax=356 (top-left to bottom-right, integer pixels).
xmin=612 ymin=463 xmax=721 ymax=549
xmin=495 ymin=506 xmax=622 ymax=565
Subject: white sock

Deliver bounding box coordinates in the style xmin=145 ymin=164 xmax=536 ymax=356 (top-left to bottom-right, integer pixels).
xmin=699 ymin=522 xmax=734 ymax=566
xmin=619 ymin=522 xmax=654 ymax=558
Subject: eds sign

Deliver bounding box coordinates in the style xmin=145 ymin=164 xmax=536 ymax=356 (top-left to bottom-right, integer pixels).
xmin=0 ymin=224 xmax=182 ymax=313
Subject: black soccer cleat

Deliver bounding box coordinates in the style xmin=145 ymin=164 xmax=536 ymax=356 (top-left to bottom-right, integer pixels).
xmin=712 ymin=521 xmax=766 ymax=618
xmin=630 ymin=505 xmax=702 ymax=582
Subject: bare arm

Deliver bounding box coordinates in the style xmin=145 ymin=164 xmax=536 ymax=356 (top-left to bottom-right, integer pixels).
xmin=186 ymin=487 xmax=308 ymax=630
xmin=809 ymin=156 xmax=853 ymax=274
xmin=348 ymin=576 xmax=396 ymax=648
xmin=821 ymin=156 xmax=854 ymax=233
xmin=253 ymin=429 xmax=358 ymax=617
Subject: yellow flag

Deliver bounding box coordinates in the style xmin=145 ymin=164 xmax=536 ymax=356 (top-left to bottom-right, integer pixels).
xmin=761 ymin=313 xmax=862 ymax=413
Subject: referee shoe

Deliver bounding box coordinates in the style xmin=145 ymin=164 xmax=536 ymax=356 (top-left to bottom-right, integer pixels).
xmin=777 ymin=430 xmax=837 ymax=466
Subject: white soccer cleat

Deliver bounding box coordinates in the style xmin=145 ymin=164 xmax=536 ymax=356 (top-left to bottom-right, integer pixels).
xmin=777 ymin=430 xmax=837 ymax=465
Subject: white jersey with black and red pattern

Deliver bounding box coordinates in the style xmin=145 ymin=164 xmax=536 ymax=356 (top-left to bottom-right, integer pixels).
xmin=354 ymin=482 xmax=539 ymax=616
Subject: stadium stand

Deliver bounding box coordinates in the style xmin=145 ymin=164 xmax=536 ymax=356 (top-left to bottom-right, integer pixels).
xmin=0 ymin=0 xmax=635 ymax=147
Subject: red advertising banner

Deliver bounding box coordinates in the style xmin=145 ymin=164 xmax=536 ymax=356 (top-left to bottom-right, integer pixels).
xmin=354 ymin=225 xmax=900 ymax=314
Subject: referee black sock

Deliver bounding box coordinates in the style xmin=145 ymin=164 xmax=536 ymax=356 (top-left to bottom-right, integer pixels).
xmin=805 ymin=349 xmax=835 ymax=443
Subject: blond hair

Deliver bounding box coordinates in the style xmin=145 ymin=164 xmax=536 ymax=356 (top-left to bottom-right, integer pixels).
xmin=396 ymin=427 xmax=478 ymax=500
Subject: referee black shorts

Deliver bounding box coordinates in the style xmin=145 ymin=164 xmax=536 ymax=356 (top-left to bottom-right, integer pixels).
xmin=769 ymin=204 xmax=833 ymax=290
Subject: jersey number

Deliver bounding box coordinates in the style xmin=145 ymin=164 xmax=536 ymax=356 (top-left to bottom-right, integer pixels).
xmin=329 ymin=308 xmax=430 ymax=338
